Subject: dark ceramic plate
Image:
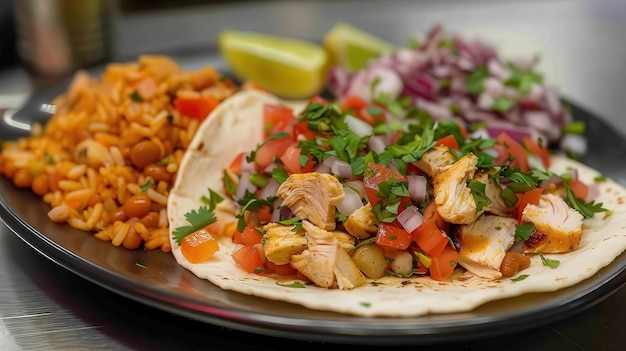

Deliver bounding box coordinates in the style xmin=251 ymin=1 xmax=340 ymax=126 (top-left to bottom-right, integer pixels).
xmin=1 ymin=52 xmax=626 ymax=346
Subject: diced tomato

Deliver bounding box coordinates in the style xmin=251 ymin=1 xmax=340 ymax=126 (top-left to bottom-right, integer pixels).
xmin=357 ymin=105 xmax=386 ymax=126
xmin=513 ymin=187 xmax=544 ymax=221
xmin=228 ymin=152 xmax=245 ymax=174
xmin=254 ymin=137 xmax=295 ymax=168
xmin=174 ymin=95 xmax=219 ymax=121
xmin=436 ymin=135 xmax=460 ymax=150
xmin=232 ymin=244 xmax=265 ymax=274
xmin=263 ymin=104 xmax=295 ymax=138
xmin=495 ymin=132 xmax=529 ymax=172
xmin=341 ymin=96 xmax=368 ymax=112
xmin=265 ymin=261 xmax=298 ymax=275
xmin=376 ymin=223 xmax=412 ymax=250
xmin=232 ymin=225 xmax=263 ymax=246
xmin=423 ymin=201 xmax=450 ymax=233
xmin=280 ymin=145 xmax=316 ymax=174
xmin=307 ymin=95 xmax=330 ymax=107
xmin=522 ymin=136 xmax=550 ymax=169
xmin=363 ymin=162 xmax=408 ymax=207
xmin=429 ymin=244 xmax=458 ymax=281
xmin=293 ymin=120 xmax=322 ymax=140
xmin=411 ymin=220 xmax=449 ymax=257
xmin=570 ymin=179 xmax=589 ymax=201
xmin=181 ymin=228 xmax=220 ymax=264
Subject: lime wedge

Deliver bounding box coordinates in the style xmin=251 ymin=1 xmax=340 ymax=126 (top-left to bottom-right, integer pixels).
xmin=324 ymin=22 xmax=394 ymax=72
xmin=218 ymin=30 xmax=330 ymax=99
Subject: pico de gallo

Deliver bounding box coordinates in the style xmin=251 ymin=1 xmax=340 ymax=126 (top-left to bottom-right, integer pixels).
xmin=173 ymin=93 xmax=609 ymax=287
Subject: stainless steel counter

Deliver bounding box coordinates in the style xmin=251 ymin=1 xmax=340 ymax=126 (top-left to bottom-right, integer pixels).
xmin=2 ymin=0 xmax=626 ymax=349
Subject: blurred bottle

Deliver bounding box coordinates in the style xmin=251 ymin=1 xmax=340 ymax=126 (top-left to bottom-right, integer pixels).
xmin=13 ymin=0 xmax=118 ymax=77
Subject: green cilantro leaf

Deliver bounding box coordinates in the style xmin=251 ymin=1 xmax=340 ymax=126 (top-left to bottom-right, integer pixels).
xmin=466 ymin=65 xmax=489 ymax=94
xmin=272 ymin=167 xmax=289 ymax=184
xmin=565 ymin=186 xmax=609 ymax=218
xmin=140 ymin=178 xmax=154 ymax=193
xmin=514 ymin=223 xmax=535 ymax=241
xmin=511 ymin=274 xmax=529 ymax=282
xmin=276 ymin=281 xmax=306 ymax=288
xmin=172 ymin=206 xmax=218 ymax=245
xmin=130 ymin=91 xmax=143 ymax=102
xmin=468 ymin=180 xmax=492 ymax=213
xmin=538 ymin=251 xmax=560 ymax=269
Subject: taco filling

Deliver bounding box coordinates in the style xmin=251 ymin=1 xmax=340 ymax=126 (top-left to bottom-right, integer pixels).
xmin=167 ymin=90 xmax=626 ymax=317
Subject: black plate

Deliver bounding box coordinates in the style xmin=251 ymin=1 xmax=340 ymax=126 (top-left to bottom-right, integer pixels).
xmin=1 ymin=52 xmax=626 ymax=345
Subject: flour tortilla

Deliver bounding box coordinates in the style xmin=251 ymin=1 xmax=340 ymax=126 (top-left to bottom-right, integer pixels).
xmin=167 ymin=90 xmax=626 ymax=317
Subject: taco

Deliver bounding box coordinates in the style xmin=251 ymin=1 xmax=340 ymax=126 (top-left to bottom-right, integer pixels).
xmin=167 ymin=89 xmax=626 ymax=317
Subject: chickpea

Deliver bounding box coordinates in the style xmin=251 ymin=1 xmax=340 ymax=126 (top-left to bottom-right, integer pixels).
xmin=31 ymin=173 xmax=50 ymax=196
xmin=143 ymin=164 xmax=172 ymax=183
xmin=500 ymin=251 xmax=531 ymax=277
xmin=130 ymin=140 xmax=161 ymax=169
xmin=13 ymin=168 xmax=33 ymax=189
xmin=122 ymin=194 xmax=152 ymax=218
xmin=352 ymin=243 xmax=387 ymax=279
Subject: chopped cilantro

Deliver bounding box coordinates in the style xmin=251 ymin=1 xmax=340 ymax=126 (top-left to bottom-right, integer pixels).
xmin=156 ymin=154 xmax=172 ymax=166
xmin=562 ymin=120 xmax=585 ymax=135
xmin=140 ymin=178 xmax=154 ymax=193
xmin=359 ymin=302 xmax=372 ymax=308
xmin=130 ymin=91 xmax=143 ymax=102
xmin=514 ymin=223 xmax=535 ymax=241
xmin=468 ymin=180 xmax=491 ymax=213
xmin=466 ymin=65 xmax=489 ymax=94
xmin=44 ymin=153 xmax=55 ymax=164
xmin=276 ymin=281 xmax=306 ymax=288
xmin=172 ymin=206 xmax=218 ymax=245
xmin=511 ymin=274 xmax=529 ymax=282
xmin=538 ymin=251 xmax=560 ymax=269
xmin=492 ymin=96 xmax=516 ymax=112
xmin=272 ymin=167 xmax=289 ymax=184
xmin=565 ymin=186 xmax=608 ymax=219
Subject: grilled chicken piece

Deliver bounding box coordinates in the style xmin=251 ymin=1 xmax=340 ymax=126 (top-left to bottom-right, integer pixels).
xmin=521 ymin=194 xmax=584 ymax=253
xmin=343 ymin=203 xmax=378 ymax=239
xmin=473 ymin=168 xmax=512 ymax=217
xmin=455 ymin=214 xmax=518 ymax=279
xmin=433 ymin=153 xmax=483 ymax=224
xmin=263 ymin=223 xmax=307 ymax=265
xmin=413 ymin=146 xmax=456 ymax=177
xmin=334 ymin=245 xmax=367 ymax=290
xmin=291 ymin=221 xmax=365 ymax=289
xmin=277 ymin=173 xmax=345 ymax=230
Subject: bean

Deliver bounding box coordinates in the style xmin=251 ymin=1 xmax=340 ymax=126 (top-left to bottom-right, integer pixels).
xmin=143 ymin=164 xmax=172 ymax=183
xmin=3 ymin=161 xmax=17 ymax=179
xmin=122 ymin=218 xmax=142 ymax=250
xmin=140 ymin=211 xmax=160 ymax=229
xmin=31 ymin=173 xmax=50 ymax=196
xmin=130 ymin=140 xmax=161 ymax=169
xmin=500 ymin=251 xmax=531 ymax=277
xmin=108 ymin=209 xmax=127 ymax=223
xmin=13 ymin=168 xmax=33 ymax=189
xmin=122 ymin=194 xmax=152 ymax=218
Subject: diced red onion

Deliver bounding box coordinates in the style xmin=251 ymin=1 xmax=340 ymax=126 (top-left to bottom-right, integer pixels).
xmin=260 ymin=178 xmax=280 ymax=199
xmin=483 ymin=77 xmax=504 ymax=97
xmin=407 ymin=175 xmax=428 ymax=203
xmin=559 ymin=133 xmax=588 ymax=156
xmin=367 ymin=135 xmax=387 ymax=154
xmin=235 ymin=172 xmax=257 ymax=201
xmin=240 ymin=153 xmax=255 ymax=172
xmin=540 ymin=175 xmax=563 ymax=190
xmin=331 ymin=159 xmax=353 ymax=178
xmin=345 ymin=114 xmax=373 ymax=138
xmin=344 ymin=180 xmax=365 ymax=198
xmin=586 ymin=182 xmax=600 ymax=202
xmin=397 ymin=205 xmax=424 ymax=233
xmin=336 ymin=186 xmax=363 ymax=216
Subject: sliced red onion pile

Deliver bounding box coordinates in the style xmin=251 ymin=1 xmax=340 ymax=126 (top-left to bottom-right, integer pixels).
xmin=327 ymin=25 xmax=586 ymax=155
